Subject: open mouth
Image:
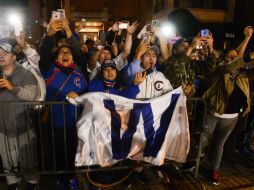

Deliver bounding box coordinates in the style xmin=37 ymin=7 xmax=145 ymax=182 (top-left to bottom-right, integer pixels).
xmin=62 ymin=58 xmax=69 ymax=63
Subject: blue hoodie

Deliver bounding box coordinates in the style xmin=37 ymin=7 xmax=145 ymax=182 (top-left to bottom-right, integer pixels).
xmin=88 ymin=78 xmax=140 ymax=99
xmin=42 ymin=65 xmax=87 ymax=128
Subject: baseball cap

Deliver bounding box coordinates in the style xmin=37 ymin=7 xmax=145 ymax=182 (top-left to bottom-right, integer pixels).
xmin=148 ymin=45 xmax=160 ymax=56
xmin=101 ymin=60 xmax=117 ymax=70
xmin=172 ymin=38 xmax=189 ymax=50
xmin=0 ymin=40 xmax=13 ymax=54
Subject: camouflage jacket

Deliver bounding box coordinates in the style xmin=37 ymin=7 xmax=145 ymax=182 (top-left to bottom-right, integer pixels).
xmin=161 ymin=53 xmax=217 ymax=96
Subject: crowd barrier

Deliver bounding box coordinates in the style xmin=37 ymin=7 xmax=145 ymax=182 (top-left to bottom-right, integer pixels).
xmin=0 ymin=98 xmax=207 ymax=184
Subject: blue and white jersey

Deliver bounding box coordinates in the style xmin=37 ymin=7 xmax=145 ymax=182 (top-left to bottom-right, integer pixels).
xmin=42 ymin=64 xmax=87 ymax=128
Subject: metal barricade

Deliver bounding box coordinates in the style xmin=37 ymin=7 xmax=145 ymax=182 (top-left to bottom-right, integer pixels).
xmin=185 ymin=98 xmax=207 ymax=178
xmin=0 ymin=98 xmax=207 ymax=180
xmin=0 ymin=101 xmax=80 ymax=177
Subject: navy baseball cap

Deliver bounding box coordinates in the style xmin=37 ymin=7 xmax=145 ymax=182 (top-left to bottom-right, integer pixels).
xmin=101 ymin=60 xmax=117 ymax=70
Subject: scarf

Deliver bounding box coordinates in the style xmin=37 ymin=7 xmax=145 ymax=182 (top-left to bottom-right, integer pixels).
xmin=54 ymin=60 xmax=75 ymax=74
xmin=103 ymin=79 xmax=116 ymax=88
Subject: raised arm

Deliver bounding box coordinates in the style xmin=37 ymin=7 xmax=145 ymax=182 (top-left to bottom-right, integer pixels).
xmin=153 ymin=27 xmax=171 ymax=62
xmin=225 ymin=26 xmax=253 ymax=72
xmin=16 ymin=31 xmax=40 ymax=70
xmin=39 ymin=20 xmax=62 ymax=71
xmin=126 ymin=39 xmax=149 ymax=79
xmin=120 ymin=21 xmax=139 ymax=60
xmin=238 ymin=26 xmax=253 ymax=58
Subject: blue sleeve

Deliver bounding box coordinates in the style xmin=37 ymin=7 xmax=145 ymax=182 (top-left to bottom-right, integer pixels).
xmin=125 ymin=59 xmax=144 ymax=84
xmin=88 ymin=79 xmax=104 ymax=92
xmin=80 ymin=76 xmax=88 ymax=94
xmin=41 ymin=64 xmax=55 ymax=79
xmin=120 ymin=83 xmax=140 ymax=99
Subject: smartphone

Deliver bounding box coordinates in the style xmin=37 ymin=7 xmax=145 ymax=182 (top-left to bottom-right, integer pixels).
xmin=0 ymin=70 xmax=3 ymax=79
xmin=196 ymin=44 xmax=203 ymax=49
xmin=141 ymin=33 xmax=150 ymax=43
xmin=151 ymin=20 xmax=160 ymax=28
xmin=51 ymin=11 xmax=61 ymax=21
xmin=99 ymin=30 xmax=107 ymax=45
xmin=57 ymin=9 xmax=66 ymax=19
xmin=142 ymin=67 xmax=153 ymax=76
xmin=119 ymin=22 xmax=129 ymax=29
xmin=200 ymin=29 xmax=209 ymax=37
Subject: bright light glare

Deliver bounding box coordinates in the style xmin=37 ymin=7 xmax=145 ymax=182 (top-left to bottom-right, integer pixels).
xmin=8 ymin=13 xmax=23 ymax=36
xmin=161 ymin=23 xmax=176 ymax=37
xmin=8 ymin=14 xmax=22 ymax=26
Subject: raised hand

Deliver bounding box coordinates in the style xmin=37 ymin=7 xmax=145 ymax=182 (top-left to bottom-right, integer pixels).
xmin=244 ymin=26 xmax=253 ymax=38
xmin=61 ymin=18 xmax=72 ymax=38
xmin=127 ymin=21 xmax=139 ymax=35
xmin=16 ymin=30 xmax=26 ymax=49
xmin=112 ymin=22 xmax=121 ymax=32
xmin=47 ymin=19 xmax=62 ymax=37
xmin=133 ymin=71 xmax=146 ymax=85
xmin=136 ymin=39 xmax=150 ymax=60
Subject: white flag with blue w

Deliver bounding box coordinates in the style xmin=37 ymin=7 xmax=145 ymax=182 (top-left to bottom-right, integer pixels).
xmin=70 ymin=87 xmax=190 ymax=167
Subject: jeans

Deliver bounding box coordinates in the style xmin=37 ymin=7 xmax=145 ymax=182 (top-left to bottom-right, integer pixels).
xmin=202 ymin=113 xmax=238 ymax=170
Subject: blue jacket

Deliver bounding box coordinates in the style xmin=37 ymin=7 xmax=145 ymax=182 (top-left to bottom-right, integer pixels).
xmin=88 ymin=78 xmax=139 ymax=99
xmin=42 ymin=65 xmax=87 ymax=128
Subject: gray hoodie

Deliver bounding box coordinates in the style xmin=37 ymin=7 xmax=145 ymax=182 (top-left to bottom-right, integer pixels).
xmin=0 ymin=62 xmax=38 ymax=137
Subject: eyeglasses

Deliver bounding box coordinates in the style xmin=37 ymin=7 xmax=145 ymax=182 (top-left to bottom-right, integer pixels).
xmin=58 ymin=51 xmax=72 ymax=56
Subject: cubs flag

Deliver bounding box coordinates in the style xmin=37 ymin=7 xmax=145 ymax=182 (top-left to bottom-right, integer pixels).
xmin=69 ymin=87 xmax=190 ymax=167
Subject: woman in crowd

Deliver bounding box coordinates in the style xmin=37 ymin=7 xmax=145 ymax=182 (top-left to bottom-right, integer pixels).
xmin=88 ymin=59 xmax=145 ymax=98
xmin=39 ymin=18 xmax=87 ymax=189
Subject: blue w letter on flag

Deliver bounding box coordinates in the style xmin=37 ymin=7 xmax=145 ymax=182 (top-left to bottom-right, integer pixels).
xmin=103 ymin=94 xmax=180 ymax=160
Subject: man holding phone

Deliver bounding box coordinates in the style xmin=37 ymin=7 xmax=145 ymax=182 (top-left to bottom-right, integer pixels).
xmin=161 ymin=32 xmax=216 ymax=97
xmin=0 ymin=40 xmax=39 ymax=190
xmin=126 ymin=40 xmax=173 ymax=99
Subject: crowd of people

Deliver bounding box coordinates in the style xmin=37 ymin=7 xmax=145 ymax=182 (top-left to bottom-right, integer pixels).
xmin=0 ymin=15 xmax=254 ymax=190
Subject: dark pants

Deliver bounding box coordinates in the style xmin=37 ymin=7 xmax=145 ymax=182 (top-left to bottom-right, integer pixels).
xmin=38 ymin=126 xmax=77 ymax=171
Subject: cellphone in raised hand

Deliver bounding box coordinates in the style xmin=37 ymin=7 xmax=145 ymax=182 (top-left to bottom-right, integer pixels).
xmin=196 ymin=44 xmax=203 ymax=49
xmin=57 ymin=9 xmax=66 ymax=19
xmin=142 ymin=67 xmax=153 ymax=76
xmin=51 ymin=11 xmax=61 ymax=21
xmin=200 ymin=29 xmax=209 ymax=37
xmin=119 ymin=22 xmax=129 ymax=30
xmin=141 ymin=33 xmax=150 ymax=44
xmin=151 ymin=20 xmax=160 ymax=28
